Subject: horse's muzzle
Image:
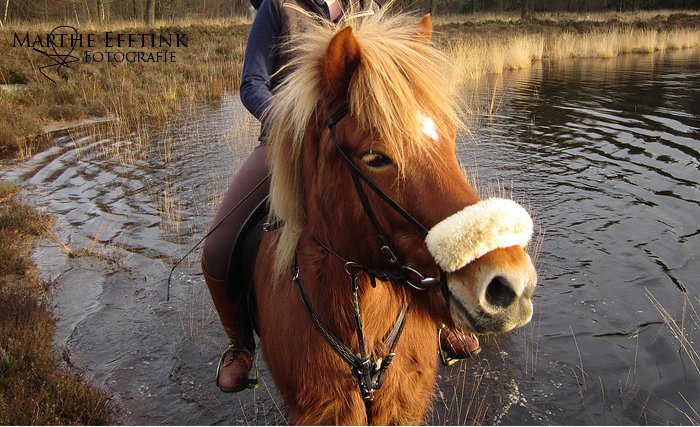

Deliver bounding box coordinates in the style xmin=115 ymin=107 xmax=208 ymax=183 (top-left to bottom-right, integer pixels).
xmin=424 ymin=198 xmax=537 ymax=333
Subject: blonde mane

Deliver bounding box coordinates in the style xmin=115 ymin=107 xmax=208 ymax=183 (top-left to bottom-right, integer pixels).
xmin=265 ymin=6 xmax=461 ymax=279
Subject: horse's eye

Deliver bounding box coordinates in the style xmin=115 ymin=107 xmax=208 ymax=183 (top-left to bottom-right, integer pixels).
xmin=361 ymin=152 xmax=392 ymax=168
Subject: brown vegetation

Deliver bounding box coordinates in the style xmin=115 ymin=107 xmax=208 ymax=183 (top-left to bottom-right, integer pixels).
xmin=0 ymin=18 xmax=249 ymax=157
xmin=1 ymin=12 xmax=698 ymax=158
xmin=441 ymin=25 xmax=699 ymax=88
xmin=0 ymin=180 xmax=113 ymax=424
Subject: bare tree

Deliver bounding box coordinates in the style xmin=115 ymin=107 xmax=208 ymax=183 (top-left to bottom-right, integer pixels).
xmin=145 ymin=0 xmax=155 ymax=24
xmin=521 ymin=0 xmax=531 ymax=18
xmin=2 ymin=0 xmax=9 ymax=25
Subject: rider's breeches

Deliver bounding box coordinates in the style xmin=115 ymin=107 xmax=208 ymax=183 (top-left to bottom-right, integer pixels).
xmin=202 ymin=144 xmax=270 ymax=282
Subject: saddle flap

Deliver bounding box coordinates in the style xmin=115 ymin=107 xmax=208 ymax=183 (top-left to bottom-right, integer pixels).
xmin=226 ymin=197 xmax=269 ymax=333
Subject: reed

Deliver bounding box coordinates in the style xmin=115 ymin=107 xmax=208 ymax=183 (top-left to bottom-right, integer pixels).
xmin=634 ymin=28 xmax=660 ymax=53
xmin=505 ymin=34 xmax=545 ymax=69
xmin=646 ymin=289 xmax=699 ymax=374
xmin=440 ymin=25 xmax=700 ymax=91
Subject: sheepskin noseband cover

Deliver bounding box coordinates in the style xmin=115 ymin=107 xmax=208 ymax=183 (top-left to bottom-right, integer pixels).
xmin=425 ymin=198 xmax=533 ymax=273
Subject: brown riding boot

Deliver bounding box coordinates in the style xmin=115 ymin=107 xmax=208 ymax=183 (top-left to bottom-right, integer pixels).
xmin=439 ymin=324 xmax=481 ymax=365
xmin=203 ymin=265 xmax=255 ymax=393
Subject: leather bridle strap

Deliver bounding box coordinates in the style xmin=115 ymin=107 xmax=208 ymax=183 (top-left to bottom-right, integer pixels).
xmin=328 ymin=106 xmax=430 ymax=240
xmin=291 ymin=259 xmax=410 ymax=425
xmin=327 ymin=105 xmax=450 ymax=299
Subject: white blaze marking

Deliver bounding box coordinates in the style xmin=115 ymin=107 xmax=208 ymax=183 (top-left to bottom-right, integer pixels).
xmin=419 ymin=112 xmax=439 ymax=142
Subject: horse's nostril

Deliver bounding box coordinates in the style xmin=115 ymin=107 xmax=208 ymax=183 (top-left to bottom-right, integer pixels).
xmin=486 ymin=276 xmax=516 ymax=308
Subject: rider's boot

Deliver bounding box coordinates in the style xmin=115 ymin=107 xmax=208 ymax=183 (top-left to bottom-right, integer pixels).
xmin=439 ymin=324 xmax=481 ymax=365
xmin=203 ymin=265 xmax=255 ymax=393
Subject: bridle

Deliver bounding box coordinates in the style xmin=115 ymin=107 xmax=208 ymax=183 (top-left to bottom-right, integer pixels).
xmin=290 ymin=104 xmax=453 ymax=424
xmin=325 ymin=104 xmax=451 ymax=299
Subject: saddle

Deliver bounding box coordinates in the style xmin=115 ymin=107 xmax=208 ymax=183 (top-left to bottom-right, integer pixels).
xmin=225 ymin=197 xmax=269 ymax=334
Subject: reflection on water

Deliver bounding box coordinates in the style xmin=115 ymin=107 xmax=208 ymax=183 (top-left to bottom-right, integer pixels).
xmin=2 ymin=48 xmax=698 ymax=425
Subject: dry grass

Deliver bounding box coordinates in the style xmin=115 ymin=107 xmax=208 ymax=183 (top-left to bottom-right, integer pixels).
xmin=440 ymin=23 xmax=700 ymax=91
xmin=432 ymin=360 xmax=491 ymax=425
xmin=0 ymin=180 xmax=112 ymax=425
xmin=643 ymin=289 xmax=700 ymax=423
xmin=158 ymin=180 xmax=183 ymax=237
xmin=646 ymin=289 xmax=700 ymax=374
xmin=0 ymin=18 xmax=249 ymax=158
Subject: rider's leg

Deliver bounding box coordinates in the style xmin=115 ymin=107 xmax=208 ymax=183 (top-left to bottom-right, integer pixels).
xmin=203 ymin=143 xmax=270 ymax=282
xmin=202 ymin=143 xmax=270 ymax=392
xmin=202 ymin=265 xmax=255 ymax=392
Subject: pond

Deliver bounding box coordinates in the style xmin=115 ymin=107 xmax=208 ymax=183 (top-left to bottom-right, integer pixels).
xmin=2 ymin=47 xmax=698 ymax=425
xmin=441 ymin=47 xmax=700 ymax=425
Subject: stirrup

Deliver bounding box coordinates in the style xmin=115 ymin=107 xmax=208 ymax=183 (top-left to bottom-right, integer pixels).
xmin=215 ymin=344 xmax=259 ymax=391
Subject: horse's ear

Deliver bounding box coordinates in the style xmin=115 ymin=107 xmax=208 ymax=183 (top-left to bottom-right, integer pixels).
xmin=323 ymin=26 xmax=362 ymax=101
xmin=417 ymin=14 xmax=432 ymax=43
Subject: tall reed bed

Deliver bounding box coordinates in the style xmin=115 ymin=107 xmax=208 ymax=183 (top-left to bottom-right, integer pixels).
xmin=442 ymin=26 xmax=700 ymax=88
xmin=549 ymin=27 xmax=699 ymax=59
xmin=433 ymin=9 xmax=700 ymax=26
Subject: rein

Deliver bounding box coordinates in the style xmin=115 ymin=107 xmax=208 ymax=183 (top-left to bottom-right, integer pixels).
xmin=288 ymin=105 xmax=454 ymax=424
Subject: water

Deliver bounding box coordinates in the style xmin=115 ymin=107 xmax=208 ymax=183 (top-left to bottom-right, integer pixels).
xmin=2 ymin=48 xmax=698 ymax=425
xmin=441 ymin=48 xmax=700 ymax=425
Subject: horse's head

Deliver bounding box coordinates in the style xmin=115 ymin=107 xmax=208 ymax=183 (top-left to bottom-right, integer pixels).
xmin=266 ymin=12 xmax=537 ymax=334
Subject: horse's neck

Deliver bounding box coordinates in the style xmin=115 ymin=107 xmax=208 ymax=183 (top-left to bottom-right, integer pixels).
xmin=297 ymin=242 xmax=408 ymax=353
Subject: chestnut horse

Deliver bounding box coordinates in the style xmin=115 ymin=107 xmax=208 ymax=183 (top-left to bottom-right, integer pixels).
xmin=253 ymin=10 xmax=538 ymax=425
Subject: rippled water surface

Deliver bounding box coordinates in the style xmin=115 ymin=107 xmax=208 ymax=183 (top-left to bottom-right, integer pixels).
xmin=2 ymin=48 xmax=698 ymax=425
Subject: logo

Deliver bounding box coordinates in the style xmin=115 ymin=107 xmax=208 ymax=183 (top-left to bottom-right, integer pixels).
xmin=12 ymin=26 xmax=188 ymax=83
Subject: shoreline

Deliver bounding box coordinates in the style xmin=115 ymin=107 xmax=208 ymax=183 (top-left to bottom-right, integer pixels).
xmin=0 ymin=180 xmax=113 ymax=424
xmin=1 ymin=12 xmax=698 ymax=159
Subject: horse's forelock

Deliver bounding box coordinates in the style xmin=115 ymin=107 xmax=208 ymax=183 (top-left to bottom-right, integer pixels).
xmin=266 ymin=6 xmax=461 ymax=280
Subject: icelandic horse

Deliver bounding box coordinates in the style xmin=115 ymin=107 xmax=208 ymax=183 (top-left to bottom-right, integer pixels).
xmin=253 ymin=9 xmax=538 ymax=425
